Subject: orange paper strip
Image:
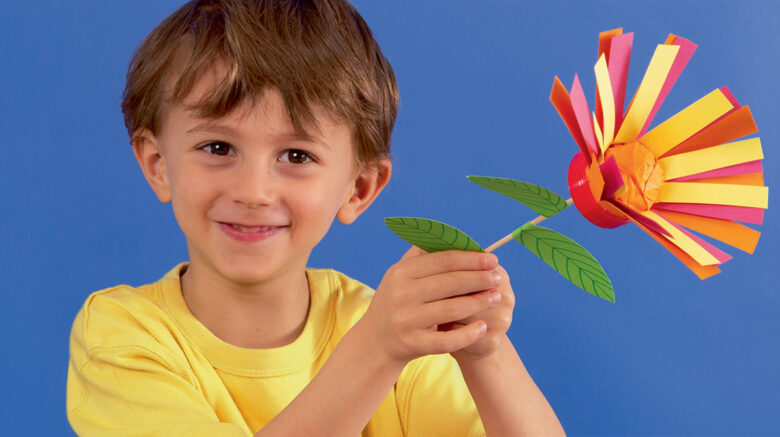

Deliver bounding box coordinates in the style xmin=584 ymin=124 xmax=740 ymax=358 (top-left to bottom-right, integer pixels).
xmin=663 ymin=106 xmax=758 ymax=157
xmin=637 ymin=210 xmax=721 ymax=265
xmin=688 ymin=172 xmax=764 ymax=186
xmin=550 ymin=76 xmax=591 ymax=162
xmin=655 ymin=209 xmax=761 ymax=254
xmin=631 ymin=217 xmax=721 ymax=279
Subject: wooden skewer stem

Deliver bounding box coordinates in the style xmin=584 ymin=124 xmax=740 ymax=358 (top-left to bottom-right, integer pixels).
xmin=484 ymin=198 xmax=574 ymax=254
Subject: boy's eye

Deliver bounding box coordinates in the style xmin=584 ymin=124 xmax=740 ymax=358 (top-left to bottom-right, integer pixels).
xmin=200 ymin=141 xmax=234 ymax=156
xmin=279 ymin=149 xmax=313 ymax=164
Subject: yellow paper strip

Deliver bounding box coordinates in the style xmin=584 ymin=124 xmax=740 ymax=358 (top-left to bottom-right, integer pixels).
xmin=614 ymin=44 xmax=680 ymax=144
xmin=592 ymin=112 xmax=604 ymax=152
xmin=658 ymin=182 xmax=769 ymax=209
xmin=637 ymin=210 xmax=721 ymax=266
xmin=659 ymin=138 xmax=763 ymax=180
xmin=633 ymin=218 xmax=720 ymax=279
xmin=594 ymin=54 xmax=615 ymax=149
xmin=641 ymin=89 xmax=734 ymax=157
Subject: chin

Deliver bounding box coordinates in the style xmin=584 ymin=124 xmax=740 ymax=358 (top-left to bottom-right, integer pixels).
xmin=214 ymin=252 xmax=305 ymax=286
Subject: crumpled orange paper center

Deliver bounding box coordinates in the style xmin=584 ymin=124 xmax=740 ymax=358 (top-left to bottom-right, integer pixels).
xmin=604 ymin=140 xmax=665 ymax=211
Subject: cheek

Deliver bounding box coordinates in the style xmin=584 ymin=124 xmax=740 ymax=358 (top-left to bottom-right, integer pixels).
xmin=288 ymin=173 xmax=352 ymax=226
xmin=168 ymin=165 xmax=222 ymax=220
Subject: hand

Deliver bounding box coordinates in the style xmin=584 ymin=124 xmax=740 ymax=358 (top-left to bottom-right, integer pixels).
xmin=358 ymin=246 xmax=504 ymax=368
xmin=447 ymin=264 xmax=515 ymax=362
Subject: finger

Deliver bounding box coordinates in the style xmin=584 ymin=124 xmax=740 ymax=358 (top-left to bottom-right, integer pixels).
xmin=420 ymin=320 xmax=487 ymax=354
xmin=402 ymin=250 xmax=498 ymax=279
xmin=400 ymin=245 xmax=426 ymax=261
xmin=495 ymin=264 xmax=516 ymax=308
xmin=416 ymin=268 xmax=503 ymax=302
xmin=422 ymin=289 xmax=502 ymax=326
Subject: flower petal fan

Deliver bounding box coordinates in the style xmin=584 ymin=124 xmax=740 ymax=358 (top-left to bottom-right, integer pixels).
xmin=551 ymin=29 xmax=768 ymax=279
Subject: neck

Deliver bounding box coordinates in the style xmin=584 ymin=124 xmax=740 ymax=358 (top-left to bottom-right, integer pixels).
xmin=180 ymin=258 xmax=311 ymax=349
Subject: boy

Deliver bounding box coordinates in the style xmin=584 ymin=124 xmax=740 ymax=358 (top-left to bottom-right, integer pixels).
xmin=66 ymin=0 xmax=564 ymax=435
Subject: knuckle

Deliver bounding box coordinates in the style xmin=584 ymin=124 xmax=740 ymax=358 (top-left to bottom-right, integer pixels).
xmin=394 ymin=310 xmax=415 ymax=332
xmin=389 ymin=263 xmax=405 ymax=280
xmin=497 ymin=314 xmax=513 ymax=330
xmin=505 ymin=291 xmax=516 ymax=307
xmin=486 ymin=335 xmax=501 ymax=351
xmin=482 ymin=270 xmax=499 ymax=288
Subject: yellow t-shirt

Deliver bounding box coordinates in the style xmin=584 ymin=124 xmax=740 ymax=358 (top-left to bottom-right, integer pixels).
xmin=67 ymin=263 xmax=485 ymax=436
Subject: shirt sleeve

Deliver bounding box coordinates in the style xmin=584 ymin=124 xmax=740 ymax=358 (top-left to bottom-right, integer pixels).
xmin=396 ymin=354 xmax=486 ymax=437
xmin=66 ymin=297 xmax=250 ymax=437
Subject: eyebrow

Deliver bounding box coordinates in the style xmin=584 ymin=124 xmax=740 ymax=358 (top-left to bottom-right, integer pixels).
xmin=186 ymin=122 xmax=330 ymax=149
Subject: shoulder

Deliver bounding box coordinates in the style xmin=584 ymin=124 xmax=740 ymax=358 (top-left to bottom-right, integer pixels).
xmin=69 ymin=266 xmax=185 ymax=361
xmin=306 ymin=268 xmax=375 ymax=335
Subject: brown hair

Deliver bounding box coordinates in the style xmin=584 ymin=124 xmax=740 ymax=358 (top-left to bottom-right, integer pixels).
xmin=121 ymin=0 xmax=398 ymax=166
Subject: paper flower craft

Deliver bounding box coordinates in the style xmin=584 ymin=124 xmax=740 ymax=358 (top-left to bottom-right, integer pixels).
xmin=553 ymin=29 xmax=767 ymax=280
xmin=385 ymin=29 xmax=768 ymax=302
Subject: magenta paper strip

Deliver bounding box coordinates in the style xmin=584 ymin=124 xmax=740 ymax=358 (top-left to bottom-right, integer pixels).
xmin=669 ymin=160 xmax=763 ymax=182
xmin=639 ymin=36 xmax=698 ymax=136
xmin=599 ymin=155 xmax=624 ymax=199
xmin=719 ymin=86 xmax=740 ymax=108
xmin=659 ymin=213 xmax=733 ymax=264
xmin=654 ymin=203 xmax=765 ymax=225
xmin=615 ymin=202 xmax=671 ymax=237
xmin=569 ymin=74 xmax=600 ymax=155
xmin=608 ymin=32 xmax=633 ymax=132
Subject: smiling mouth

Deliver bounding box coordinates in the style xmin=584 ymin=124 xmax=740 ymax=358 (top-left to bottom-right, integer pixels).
xmin=228 ymin=223 xmax=282 ymax=233
xmin=217 ymin=222 xmax=288 ymax=242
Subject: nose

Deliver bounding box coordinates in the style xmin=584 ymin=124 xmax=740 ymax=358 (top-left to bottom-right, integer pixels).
xmin=229 ymin=160 xmax=278 ymax=208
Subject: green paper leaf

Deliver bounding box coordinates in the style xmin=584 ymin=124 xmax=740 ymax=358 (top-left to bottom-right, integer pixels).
xmin=467 ymin=176 xmax=569 ymax=218
xmin=385 ymin=217 xmax=483 ymax=253
xmin=513 ymin=224 xmax=614 ymax=302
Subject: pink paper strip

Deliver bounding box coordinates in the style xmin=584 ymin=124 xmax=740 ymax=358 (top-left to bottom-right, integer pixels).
xmin=613 ymin=202 xmax=671 ymax=237
xmin=569 ymin=74 xmax=600 ymax=155
xmin=599 ymin=155 xmax=625 ymax=199
xmin=639 ymin=36 xmax=698 ymax=136
xmin=657 ymin=211 xmax=733 ymax=264
xmin=608 ymin=32 xmax=633 ymax=133
xmin=668 ymin=160 xmax=763 ymax=182
xmin=654 ymin=203 xmax=765 ymax=225
xmin=719 ymin=86 xmax=741 ymax=109
xmin=681 ymin=227 xmax=732 ymax=264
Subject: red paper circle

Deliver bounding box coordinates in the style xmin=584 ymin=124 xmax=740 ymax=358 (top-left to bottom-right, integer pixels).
xmin=567 ymin=153 xmax=629 ymax=229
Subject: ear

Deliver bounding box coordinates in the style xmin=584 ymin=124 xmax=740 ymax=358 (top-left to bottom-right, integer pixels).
xmin=337 ymin=159 xmax=392 ymax=225
xmin=132 ymin=129 xmax=171 ymax=203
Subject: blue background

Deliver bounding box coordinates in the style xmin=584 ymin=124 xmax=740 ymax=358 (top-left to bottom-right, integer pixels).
xmin=2 ymin=1 xmax=778 ymax=435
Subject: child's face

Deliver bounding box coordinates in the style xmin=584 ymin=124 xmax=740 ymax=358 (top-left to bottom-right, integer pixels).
xmin=135 ymin=85 xmax=389 ymax=285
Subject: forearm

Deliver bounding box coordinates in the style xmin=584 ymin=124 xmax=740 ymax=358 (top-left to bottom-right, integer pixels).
xmin=456 ymin=336 xmax=565 ymax=436
xmin=255 ymin=320 xmax=405 ymax=437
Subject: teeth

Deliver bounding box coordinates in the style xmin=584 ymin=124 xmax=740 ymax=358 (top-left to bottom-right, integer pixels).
xmin=231 ymin=224 xmax=272 ymax=233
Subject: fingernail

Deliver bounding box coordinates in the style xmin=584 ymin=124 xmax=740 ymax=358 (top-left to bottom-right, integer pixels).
xmin=477 ymin=321 xmax=487 ymax=334
xmin=491 ymin=271 xmax=502 ymax=286
xmin=489 ymin=290 xmax=502 ymax=304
